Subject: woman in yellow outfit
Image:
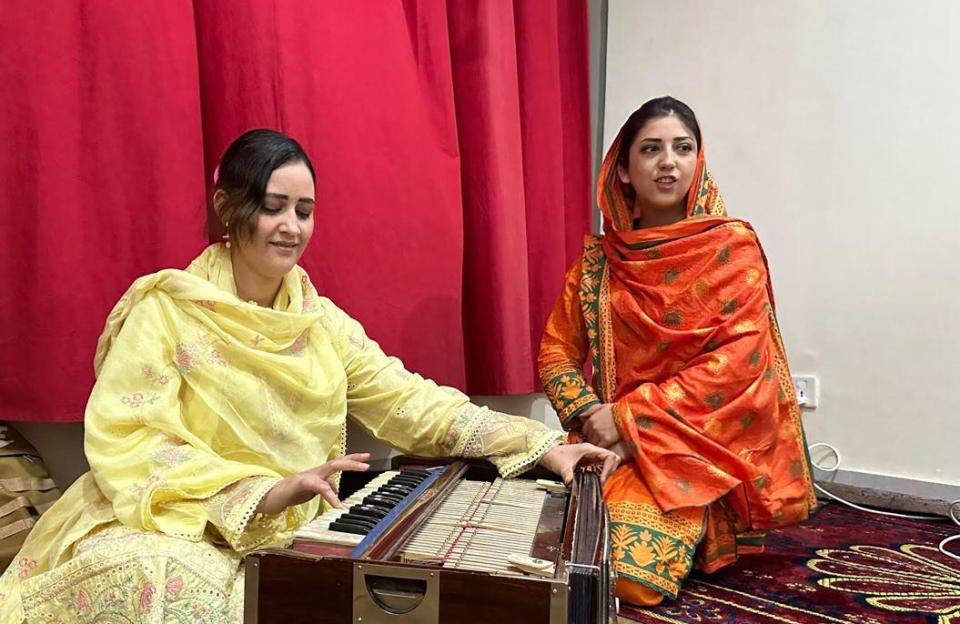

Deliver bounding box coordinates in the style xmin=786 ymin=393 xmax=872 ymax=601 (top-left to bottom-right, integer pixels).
xmin=0 ymin=130 xmax=617 ymax=623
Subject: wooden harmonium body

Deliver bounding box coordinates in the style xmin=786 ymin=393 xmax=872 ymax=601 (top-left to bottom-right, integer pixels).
xmin=245 ymin=459 xmax=614 ymax=624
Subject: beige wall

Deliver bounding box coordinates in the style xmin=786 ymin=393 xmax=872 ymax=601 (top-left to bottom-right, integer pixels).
xmin=604 ymin=0 xmax=960 ymax=489
xmin=14 ymin=422 xmax=88 ymax=490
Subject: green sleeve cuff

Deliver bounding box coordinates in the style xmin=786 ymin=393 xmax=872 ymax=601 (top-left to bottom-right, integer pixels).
xmin=543 ymin=370 xmax=601 ymax=430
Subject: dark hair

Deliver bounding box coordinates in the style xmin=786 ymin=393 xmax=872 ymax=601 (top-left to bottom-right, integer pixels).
xmin=616 ymin=96 xmax=702 ymax=168
xmin=214 ymin=129 xmax=315 ymax=245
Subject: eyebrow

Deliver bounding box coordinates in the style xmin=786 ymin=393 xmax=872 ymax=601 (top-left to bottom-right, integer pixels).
xmin=639 ymin=136 xmax=694 ymax=143
xmin=265 ymin=192 xmax=315 ymax=204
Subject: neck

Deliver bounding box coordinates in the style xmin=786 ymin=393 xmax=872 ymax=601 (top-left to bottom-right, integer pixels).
xmin=632 ymin=201 xmax=686 ymax=229
xmin=230 ymin=249 xmax=281 ymax=308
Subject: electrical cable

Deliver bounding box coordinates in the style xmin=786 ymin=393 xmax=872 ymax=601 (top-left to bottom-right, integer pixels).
xmin=808 ymin=442 xmax=960 ymax=562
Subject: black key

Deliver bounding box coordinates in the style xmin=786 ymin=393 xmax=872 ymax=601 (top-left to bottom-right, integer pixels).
xmin=389 ymin=481 xmax=420 ymax=491
xmin=372 ymin=491 xmax=404 ymax=504
xmin=332 ymin=516 xmax=374 ymax=531
xmin=401 ymin=468 xmax=431 ymax=478
xmin=379 ymin=484 xmax=413 ymax=497
xmin=339 ymin=514 xmax=378 ymax=529
xmin=329 ymin=521 xmax=368 ymax=535
xmin=395 ymin=471 xmax=426 ymax=481
xmin=363 ymin=495 xmax=396 ymax=510
xmin=390 ymin=476 xmax=422 ymax=487
xmin=349 ymin=505 xmax=387 ymax=520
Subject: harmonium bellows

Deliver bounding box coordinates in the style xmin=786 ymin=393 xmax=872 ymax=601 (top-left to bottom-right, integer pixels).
xmin=244 ymin=459 xmax=614 ymax=624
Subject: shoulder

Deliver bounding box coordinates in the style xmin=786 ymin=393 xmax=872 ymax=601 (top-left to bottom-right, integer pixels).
xmin=557 ymin=235 xmax=605 ymax=285
xmin=104 ymin=266 xmax=207 ymax=341
xmin=93 ymin=283 xmax=176 ymax=374
xmin=709 ymin=219 xmax=765 ymax=262
xmin=314 ymin=295 xmax=346 ymax=320
xmin=700 ymin=220 xmax=772 ymax=298
xmin=314 ymin=296 xmax=366 ymax=336
xmin=582 ymin=233 xmax=606 ymax=254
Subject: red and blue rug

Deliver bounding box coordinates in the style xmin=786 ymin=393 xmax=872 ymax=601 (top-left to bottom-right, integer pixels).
xmin=618 ymin=502 xmax=960 ymax=623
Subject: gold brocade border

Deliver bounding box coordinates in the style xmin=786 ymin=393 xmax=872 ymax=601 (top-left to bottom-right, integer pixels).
xmin=608 ymin=502 xmax=705 ymax=600
xmin=608 ymin=501 xmax=703 ymax=550
xmin=580 ymin=236 xmax=605 ymax=394
xmin=597 ymin=260 xmax=616 ymax=402
xmin=579 ymin=236 xmax=616 ymax=402
xmin=766 ymin=306 xmax=818 ymax=511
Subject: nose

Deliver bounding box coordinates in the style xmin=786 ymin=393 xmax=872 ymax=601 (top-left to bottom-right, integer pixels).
xmin=278 ymin=209 xmax=300 ymax=235
xmin=659 ymin=148 xmax=677 ymax=170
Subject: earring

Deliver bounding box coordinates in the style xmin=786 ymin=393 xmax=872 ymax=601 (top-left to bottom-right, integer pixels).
xmin=222 ymin=222 xmax=231 ymax=249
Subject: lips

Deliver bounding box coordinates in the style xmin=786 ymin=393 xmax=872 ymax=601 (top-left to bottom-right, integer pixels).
xmin=654 ymin=176 xmax=677 ymax=190
xmin=269 ymin=241 xmax=298 ymax=248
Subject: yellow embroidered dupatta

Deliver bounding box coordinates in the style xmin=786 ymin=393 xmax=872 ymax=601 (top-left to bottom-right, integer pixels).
xmin=0 ymin=244 xmax=562 ymax=622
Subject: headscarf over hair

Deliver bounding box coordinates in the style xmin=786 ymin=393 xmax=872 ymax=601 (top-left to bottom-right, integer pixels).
xmin=596 ymin=123 xmax=726 ymax=234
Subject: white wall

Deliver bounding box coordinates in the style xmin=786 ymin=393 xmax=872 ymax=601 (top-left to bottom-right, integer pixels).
xmin=605 ymin=0 xmax=960 ymax=490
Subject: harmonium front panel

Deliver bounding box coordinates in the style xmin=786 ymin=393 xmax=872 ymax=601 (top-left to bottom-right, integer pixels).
xmin=244 ymin=460 xmax=614 ymax=624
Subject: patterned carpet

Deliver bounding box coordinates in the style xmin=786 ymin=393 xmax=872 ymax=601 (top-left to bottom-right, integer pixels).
xmin=618 ymin=502 xmax=960 ymax=624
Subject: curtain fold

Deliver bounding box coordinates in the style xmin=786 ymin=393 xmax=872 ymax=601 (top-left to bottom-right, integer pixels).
xmin=0 ymin=1 xmax=207 ymax=423
xmin=0 ymin=0 xmax=592 ymax=422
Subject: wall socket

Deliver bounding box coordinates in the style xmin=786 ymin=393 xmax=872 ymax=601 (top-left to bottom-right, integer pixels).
xmin=792 ymin=374 xmax=819 ymax=409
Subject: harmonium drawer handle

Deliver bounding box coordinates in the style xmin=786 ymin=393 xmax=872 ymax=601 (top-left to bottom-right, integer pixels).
xmin=353 ymin=562 xmax=439 ymax=624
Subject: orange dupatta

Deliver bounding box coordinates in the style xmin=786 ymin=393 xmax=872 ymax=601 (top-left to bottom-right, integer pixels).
xmin=539 ymin=129 xmax=816 ymax=599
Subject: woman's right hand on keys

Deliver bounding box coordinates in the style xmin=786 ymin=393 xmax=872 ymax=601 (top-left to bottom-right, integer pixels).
xmin=256 ymin=453 xmax=371 ymax=515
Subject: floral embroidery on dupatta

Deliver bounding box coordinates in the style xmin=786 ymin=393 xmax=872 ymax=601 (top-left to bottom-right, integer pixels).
xmin=175 ymin=333 xmax=229 ymax=374
xmin=120 ymin=392 xmax=160 ymax=409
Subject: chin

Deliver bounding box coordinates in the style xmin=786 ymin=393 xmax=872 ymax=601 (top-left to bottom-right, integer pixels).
xmin=646 ymin=198 xmax=683 ymax=211
xmin=263 ymin=258 xmax=298 ymax=277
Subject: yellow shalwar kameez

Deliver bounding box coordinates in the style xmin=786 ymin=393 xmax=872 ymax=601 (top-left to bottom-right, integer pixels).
xmin=0 ymin=244 xmax=563 ymax=623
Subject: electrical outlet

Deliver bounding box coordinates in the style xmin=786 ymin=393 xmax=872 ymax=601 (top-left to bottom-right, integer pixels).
xmin=792 ymin=375 xmax=819 ymax=409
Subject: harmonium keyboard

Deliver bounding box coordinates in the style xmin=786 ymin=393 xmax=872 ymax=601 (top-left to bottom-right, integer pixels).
xmin=244 ymin=459 xmax=614 ymax=624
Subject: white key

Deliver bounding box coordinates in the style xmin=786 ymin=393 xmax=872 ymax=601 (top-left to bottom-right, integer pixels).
xmin=295 ymin=471 xmax=399 ymax=541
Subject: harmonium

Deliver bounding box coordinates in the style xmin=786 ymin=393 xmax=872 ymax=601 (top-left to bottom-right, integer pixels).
xmin=244 ymin=458 xmax=615 ymax=623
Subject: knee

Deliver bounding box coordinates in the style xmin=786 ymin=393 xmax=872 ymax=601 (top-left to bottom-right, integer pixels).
xmin=615 ymin=577 xmax=665 ymax=607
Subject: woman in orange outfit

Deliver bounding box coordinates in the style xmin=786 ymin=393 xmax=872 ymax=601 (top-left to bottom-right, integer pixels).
xmin=539 ymin=97 xmax=817 ymax=606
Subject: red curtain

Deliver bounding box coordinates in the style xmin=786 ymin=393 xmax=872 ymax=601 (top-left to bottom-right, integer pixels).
xmin=0 ymin=1 xmax=591 ymax=423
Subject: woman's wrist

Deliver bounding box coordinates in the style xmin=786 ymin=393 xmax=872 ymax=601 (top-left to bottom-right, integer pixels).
xmin=255 ymin=477 xmax=289 ymax=515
